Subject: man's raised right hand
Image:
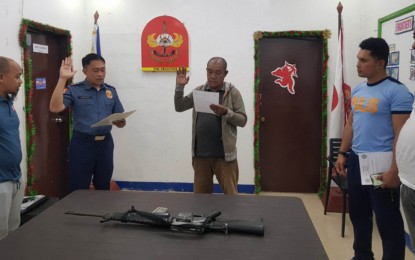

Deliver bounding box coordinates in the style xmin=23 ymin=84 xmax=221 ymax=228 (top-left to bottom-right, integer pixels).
xmin=176 ymin=67 xmax=189 ymax=87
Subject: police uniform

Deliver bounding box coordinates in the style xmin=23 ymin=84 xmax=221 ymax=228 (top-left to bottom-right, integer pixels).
xmin=63 ymin=80 xmax=124 ymax=192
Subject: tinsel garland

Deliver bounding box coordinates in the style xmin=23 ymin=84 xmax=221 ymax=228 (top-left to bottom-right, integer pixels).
xmin=253 ymin=30 xmax=330 ymax=195
xmin=18 ymin=19 xmax=72 ymax=196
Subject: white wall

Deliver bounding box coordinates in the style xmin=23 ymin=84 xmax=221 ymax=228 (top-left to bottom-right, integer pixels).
xmin=1 ymin=0 xmax=26 ymax=182
xmin=2 ymin=0 xmax=414 ymax=187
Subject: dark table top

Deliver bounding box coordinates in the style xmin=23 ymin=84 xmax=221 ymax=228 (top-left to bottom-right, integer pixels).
xmin=0 ymin=190 xmax=328 ymax=260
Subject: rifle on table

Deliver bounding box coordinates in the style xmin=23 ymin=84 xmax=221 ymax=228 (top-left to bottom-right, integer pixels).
xmin=65 ymin=206 xmax=264 ymax=236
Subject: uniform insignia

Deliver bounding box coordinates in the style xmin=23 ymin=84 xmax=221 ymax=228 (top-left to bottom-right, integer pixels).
xmin=106 ymin=90 xmax=113 ymax=99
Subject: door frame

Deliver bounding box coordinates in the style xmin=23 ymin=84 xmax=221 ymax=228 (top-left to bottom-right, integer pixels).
xmin=18 ymin=19 xmax=72 ymax=196
xmin=253 ymin=30 xmax=330 ymax=194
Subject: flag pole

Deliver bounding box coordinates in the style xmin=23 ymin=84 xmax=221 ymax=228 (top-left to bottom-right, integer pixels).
xmin=94 ymin=11 xmax=99 ymax=25
xmin=92 ymin=11 xmax=101 ymax=56
xmin=337 ymin=2 xmax=343 ymax=35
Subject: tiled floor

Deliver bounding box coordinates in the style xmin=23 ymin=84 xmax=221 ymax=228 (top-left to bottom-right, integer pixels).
xmin=260 ymin=192 xmax=415 ymax=260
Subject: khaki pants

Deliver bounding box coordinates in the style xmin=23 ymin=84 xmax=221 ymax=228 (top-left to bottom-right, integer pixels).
xmin=192 ymin=157 xmax=239 ymax=195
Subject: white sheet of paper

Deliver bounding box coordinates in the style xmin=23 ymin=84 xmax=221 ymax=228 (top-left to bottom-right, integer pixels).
xmin=193 ymin=90 xmax=219 ymax=114
xmin=358 ymin=152 xmax=392 ymax=185
xmin=91 ymin=110 xmax=136 ymax=127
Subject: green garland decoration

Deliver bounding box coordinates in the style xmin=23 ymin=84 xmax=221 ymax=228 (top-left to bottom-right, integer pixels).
xmin=18 ymin=19 xmax=72 ymax=196
xmin=253 ymin=30 xmax=330 ymax=195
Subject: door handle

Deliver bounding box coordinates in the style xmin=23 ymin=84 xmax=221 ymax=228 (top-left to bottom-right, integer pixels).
xmin=261 ymin=117 xmax=266 ymax=123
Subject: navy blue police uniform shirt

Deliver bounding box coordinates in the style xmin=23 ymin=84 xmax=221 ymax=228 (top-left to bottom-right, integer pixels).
xmin=0 ymin=96 xmax=22 ymax=182
xmin=63 ymin=80 xmax=124 ymax=135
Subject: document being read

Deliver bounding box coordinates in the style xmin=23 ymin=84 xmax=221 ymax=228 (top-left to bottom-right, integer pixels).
xmin=91 ymin=110 xmax=136 ymax=127
xmin=193 ymin=90 xmax=219 ymax=114
xmin=358 ymin=152 xmax=392 ymax=185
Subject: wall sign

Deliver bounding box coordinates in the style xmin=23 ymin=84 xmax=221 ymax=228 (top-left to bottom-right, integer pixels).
xmin=35 ymin=77 xmax=46 ymax=90
xmin=33 ymin=43 xmax=48 ymax=54
xmin=394 ymin=15 xmax=413 ymax=34
xmin=141 ymin=15 xmax=189 ymax=72
xmin=378 ymin=4 xmax=415 ymax=91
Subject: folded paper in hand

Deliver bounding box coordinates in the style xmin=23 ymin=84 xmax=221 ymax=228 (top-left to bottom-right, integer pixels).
xmin=358 ymin=151 xmax=392 ymax=185
xmin=91 ymin=110 xmax=136 ymax=127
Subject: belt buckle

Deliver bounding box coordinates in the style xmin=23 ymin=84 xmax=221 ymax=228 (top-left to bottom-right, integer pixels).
xmin=95 ymin=135 xmax=105 ymax=141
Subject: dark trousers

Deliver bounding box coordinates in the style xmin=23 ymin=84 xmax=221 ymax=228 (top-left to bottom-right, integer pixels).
xmin=69 ymin=131 xmax=114 ymax=192
xmin=348 ymin=151 xmax=405 ymax=260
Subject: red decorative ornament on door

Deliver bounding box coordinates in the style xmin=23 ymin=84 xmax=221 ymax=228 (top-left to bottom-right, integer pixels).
xmin=271 ymin=61 xmax=298 ymax=94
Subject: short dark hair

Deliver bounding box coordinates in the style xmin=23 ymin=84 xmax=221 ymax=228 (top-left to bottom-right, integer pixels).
xmin=207 ymin=57 xmax=227 ymax=71
xmin=82 ymin=53 xmax=105 ymax=68
xmin=0 ymin=56 xmax=11 ymax=74
xmin=359 ymin=37 xmax=389 ymax=68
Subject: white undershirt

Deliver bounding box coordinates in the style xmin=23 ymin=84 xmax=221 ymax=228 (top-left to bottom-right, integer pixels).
xmin=396 ymin=109 xmax=415 ymax=190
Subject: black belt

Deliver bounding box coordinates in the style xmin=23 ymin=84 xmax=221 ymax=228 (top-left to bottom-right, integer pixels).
xmin=73 ymin=131 xmax=110 ymax=141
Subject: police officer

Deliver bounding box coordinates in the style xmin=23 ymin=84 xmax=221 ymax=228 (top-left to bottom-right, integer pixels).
xmin=50 ymin=53 xmax=126 ymax=192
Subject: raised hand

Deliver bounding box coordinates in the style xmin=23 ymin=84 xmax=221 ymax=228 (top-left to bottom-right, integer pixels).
xmin=176 ymin=67 xmax=189 ymax=87
xmin=59 ymin=57 xmax=77 ymax=80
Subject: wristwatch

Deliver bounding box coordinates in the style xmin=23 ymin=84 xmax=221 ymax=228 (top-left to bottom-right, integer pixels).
xmin=338 ymin=151 xmax=348 ymax=157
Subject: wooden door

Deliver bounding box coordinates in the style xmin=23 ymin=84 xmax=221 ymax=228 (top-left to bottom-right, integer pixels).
xmin=24 ymin=27 xmax=71 ymax=198
xmin=257 ymin=36 xmax=324 ymax=192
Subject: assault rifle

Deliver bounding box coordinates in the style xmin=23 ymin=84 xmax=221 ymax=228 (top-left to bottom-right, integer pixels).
xmin=65 ymin=206 xmax=264 ymax=236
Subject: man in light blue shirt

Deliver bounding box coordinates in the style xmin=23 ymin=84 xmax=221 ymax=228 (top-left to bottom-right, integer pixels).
xmin=336 ymin=38 xmax=413 ymax=260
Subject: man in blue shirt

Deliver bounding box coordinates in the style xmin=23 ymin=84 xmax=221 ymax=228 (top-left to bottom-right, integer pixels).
xmin=336 ymin=38 xmax=413 ymax=260
xmin=0 ymin=56 xmax=24 ymax=240
xmin=50 ymin=54 xmax=126 ymax=192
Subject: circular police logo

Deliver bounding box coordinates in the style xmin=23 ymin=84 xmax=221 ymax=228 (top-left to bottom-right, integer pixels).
xmin=106 ymin=90 xmax=113 ymax=99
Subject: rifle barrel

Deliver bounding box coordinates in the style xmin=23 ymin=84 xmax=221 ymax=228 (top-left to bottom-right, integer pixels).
xmin=65 ymin=211 xmax=106 ymax=218
xmin=210 ymin=219 xmax=265 ymax=236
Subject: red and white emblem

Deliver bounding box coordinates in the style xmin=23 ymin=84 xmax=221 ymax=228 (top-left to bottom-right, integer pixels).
xmin=271 ymin=61 xmax=298 ymax=95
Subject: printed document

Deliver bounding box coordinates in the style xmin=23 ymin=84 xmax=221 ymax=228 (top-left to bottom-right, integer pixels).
xmin=358 ymin=152 xmax=392 ymax=185
xmin=91 ymin=110 xmax=136 ymax=127
xmin=193 ymin=90 xmax=219 ymax=114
